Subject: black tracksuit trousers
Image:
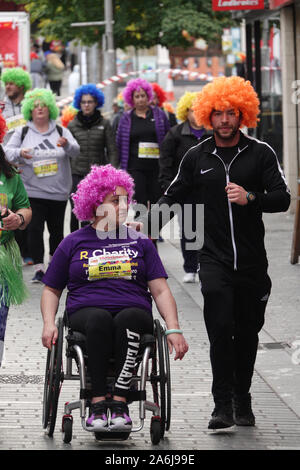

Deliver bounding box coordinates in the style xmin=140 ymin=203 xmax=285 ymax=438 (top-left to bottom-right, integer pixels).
xmin=199 ymin=259 xmax=272 ymax=404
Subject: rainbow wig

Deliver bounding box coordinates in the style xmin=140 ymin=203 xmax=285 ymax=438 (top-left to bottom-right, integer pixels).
xmin=123 ymin=78 xmax=153 ymax=107
xmin=176 ymin=92 xmax=199 ymax=122
xmin=0 ymin=111 xmax=7 ymax=143
xmin=193 ymin=76 xmax=260 ymax=129
xmin=72 ymin=164 xmax=135 ymax=221
xmin=1 ymin=67 xmax=32 ymax=93
xmin=22 ymin=89 xmax=59 ymax=121
xmin=151 ymin=83 xmax=167 ymax=107
xmin=73 ymin=83 xmax=105 ymax=110
xmin=60 ymin=105 xmax=78 ymax=127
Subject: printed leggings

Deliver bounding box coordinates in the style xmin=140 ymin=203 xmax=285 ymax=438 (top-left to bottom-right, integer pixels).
xmin=68 ymin=306 xmax=153 ymax=398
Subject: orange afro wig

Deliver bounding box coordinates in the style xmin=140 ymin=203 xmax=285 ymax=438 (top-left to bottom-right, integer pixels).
xmin=60 ymin=105 xmax=78 ymax=128
xmin=0 ymin=111 xmax=7 ymax=143
xmin=151 ymin=83 xmax=167 ymax=107
xmin=193 ymin=76 xmax=260 ymax=129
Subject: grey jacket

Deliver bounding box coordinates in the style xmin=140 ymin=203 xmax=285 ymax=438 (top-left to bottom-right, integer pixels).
xmin=67 ymin=111 xmax=118 ymax=175
xmin=4 ymin=120 xmax=80 ymax=201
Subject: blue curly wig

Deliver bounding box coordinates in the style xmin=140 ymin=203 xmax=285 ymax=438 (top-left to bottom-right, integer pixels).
xmin=73 ymin=83 xmax=105 ymax=110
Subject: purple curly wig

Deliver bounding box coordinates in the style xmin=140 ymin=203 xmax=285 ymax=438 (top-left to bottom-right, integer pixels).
xmin=72 ymin=164 xmax=135 ymax=221
xmin=122 ymin=78 xmax=153 ymax=107
xmin=73 ymin=83 xmax=105 ymax=110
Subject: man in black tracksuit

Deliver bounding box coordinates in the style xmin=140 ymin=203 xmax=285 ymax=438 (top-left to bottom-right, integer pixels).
xmin=140 ymin=80 xmax=291 ymax=430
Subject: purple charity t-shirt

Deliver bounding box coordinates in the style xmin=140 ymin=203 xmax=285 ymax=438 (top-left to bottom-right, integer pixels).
xmin=42 ymin=224 xmax=168 ymax=316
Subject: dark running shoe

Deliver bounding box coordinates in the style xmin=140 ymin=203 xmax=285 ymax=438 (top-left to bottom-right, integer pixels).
xmin=233 ymin=393 xmax=255 ymax=426
xmin=31 ymin=270 xmax=44 ymax=283
xmin=208 ymin=402 xmax=234 ymax=429
xmin=86 ymin=401 xmax=109 ymax=431
xmin=109 ymin=401 xmax=132 ymax=432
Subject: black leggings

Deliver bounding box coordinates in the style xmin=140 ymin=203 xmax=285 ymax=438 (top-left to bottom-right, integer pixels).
xmin=28 ymin=197 xmax=67 ymax=264
xmin=128 ymin=169 xmax=162 ymax=217
xmin=68 ymin=307 xmax=153 ymax=398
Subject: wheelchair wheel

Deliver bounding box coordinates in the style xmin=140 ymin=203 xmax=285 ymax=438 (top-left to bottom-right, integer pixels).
xmin=163 ymin=331 xmax=171 ymax=431
xmin=42 ymin=317 xmax=64 ymax=437
xmin=150 ymin=416 xmax=161 ymax=445
xmin=62 ymin=415 xmax=73 ymax=444
xmin=152 ymin=319 xmax=171 ymax=439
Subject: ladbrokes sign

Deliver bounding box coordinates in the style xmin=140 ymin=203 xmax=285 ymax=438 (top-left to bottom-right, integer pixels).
xmin=212 ymin=0 xmax=264 ymax=10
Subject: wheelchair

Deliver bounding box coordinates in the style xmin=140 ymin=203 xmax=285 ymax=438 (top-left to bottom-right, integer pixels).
xmin=42 ymin=312 xmax=171 ymax=445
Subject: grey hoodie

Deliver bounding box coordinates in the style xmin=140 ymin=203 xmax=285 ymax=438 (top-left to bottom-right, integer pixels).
xmin=4 ymin=120 xmax=80 ymax=201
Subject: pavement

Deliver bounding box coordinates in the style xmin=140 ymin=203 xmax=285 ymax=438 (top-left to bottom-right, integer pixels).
xmin=0 ymin=207 xmax=300 ymax=452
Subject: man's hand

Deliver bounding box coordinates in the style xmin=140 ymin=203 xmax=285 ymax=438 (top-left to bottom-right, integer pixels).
xmin=225 ymin=182 xmax=248 ymax=206
xmin=125 ymin=221 xmax=144 ymax=231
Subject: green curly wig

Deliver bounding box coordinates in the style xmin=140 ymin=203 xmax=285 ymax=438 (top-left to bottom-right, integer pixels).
xmin=1 ymin=67 xmax=32 ymax=93
xmin=176 ymin=91 xmax=199 ymax=122
xmin=21 ymin=89 xmax=59 ymax=121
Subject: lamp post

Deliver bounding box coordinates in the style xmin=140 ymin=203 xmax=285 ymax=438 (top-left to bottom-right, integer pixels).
xmin=103 ymin=0 xmax=117 ymax=113
xmin=71 ymin=0 xmax=116 ymax=113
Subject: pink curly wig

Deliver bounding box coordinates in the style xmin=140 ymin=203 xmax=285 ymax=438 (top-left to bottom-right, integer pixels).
xmin=151 ymin=82 xmax=167 ymax=107
xmin=193 ymin=76 xmax=260 ymax=129
xmin=123 ymin=78 xmax=153 ymax=107
xmin=72 ymin=164 xmax=135 ymax=221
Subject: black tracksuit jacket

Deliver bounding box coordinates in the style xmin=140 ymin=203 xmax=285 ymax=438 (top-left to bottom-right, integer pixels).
xmin=148 ymin=131 xmax=291 ymax=271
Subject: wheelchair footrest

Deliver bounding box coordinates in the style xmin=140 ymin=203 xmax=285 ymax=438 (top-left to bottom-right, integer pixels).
xmin=94 ymin=431 xmax=130 ymax=441
xmin=80 ymin=389 xmax=146 ymax=401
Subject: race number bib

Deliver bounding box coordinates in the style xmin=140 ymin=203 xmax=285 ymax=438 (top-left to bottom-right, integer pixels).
xmin=88 ymin=253 xmax=132 ymax=281
xmin=33 ymin=159 xmax=58 ymax=177
xmin=5 ymin=115 xmax=27 ymax=131
xmin=138 ymin=142 xmax=160 ymax=159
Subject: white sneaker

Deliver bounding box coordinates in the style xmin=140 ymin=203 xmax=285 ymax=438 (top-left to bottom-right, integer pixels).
xmin=183 ymin=273 xmax=197 ymax=283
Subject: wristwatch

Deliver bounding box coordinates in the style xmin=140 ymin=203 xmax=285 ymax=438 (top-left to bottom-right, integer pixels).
xmin=246 ymin=191 xmax=256 ymax=203
xmin=17 ymin=213 xmax=25 ymax=228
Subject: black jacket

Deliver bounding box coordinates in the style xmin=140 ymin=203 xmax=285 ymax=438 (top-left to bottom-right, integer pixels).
xmin=68 ymin=111 xmax=118 ymax=176
xmin=148 ymin=131 xmax=290 ymax=271
xmin=159 ymin=120 xmax=209 ymax=192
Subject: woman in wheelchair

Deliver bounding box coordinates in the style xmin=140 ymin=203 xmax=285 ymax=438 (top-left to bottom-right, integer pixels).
xmin=41 ymin=164 xmax=188 ymax=433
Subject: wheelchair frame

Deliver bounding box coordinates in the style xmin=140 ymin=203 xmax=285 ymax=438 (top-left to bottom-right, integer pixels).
xmin=42 ymin=314 xmax=171 ymax=445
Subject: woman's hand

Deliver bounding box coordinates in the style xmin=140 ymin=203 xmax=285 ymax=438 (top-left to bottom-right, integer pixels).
xmin=20 ymin=148 xmax=33 ymax=159
xmin=57 ymin=137 xmax=68 ymax=147
xmin=42 ymin=322 xmax=58 ymax=350
xmin=1 ymin=208 xmax=23 ymax=231
xmin=166 ymin=333 xmax=189 ymax=360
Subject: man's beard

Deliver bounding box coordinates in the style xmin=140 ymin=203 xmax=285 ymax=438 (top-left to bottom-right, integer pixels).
xmin=7 ymin=90 xmax=22 ymax=102
xmin=214 ymin=125 xmax=240 ymax=141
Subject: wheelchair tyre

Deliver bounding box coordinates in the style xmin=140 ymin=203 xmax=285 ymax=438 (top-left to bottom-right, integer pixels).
xmin=42 ymin=317 xmax=64 ymax=437
xmin=62 ymin=416 xmax=73 ymax=444
xmin=150 ymin=416 xmax=161 ymax=445
xmin=153 ymin=319 xmax=167 ymax=438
